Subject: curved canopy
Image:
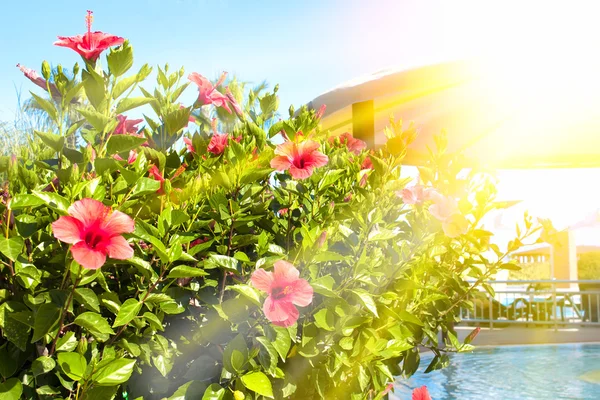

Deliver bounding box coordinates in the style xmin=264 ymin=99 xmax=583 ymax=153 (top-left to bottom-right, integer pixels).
xmin=309 ymin=60 xmax=600 ymax=168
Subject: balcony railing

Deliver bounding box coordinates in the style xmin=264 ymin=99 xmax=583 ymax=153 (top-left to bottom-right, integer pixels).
xmin=459 ymin=280 xmax=600 ymax=329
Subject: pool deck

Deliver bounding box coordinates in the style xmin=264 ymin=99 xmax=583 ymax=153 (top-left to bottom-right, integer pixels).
xmin=455 ymin=325 xmax=600 ymax=346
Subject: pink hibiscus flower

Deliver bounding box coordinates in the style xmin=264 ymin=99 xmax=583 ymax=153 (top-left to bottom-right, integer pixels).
xmin=16 ymin=64 xmax=61 ymax=99
xmin=429 ymin=195 xmax=469 ymax=238
xmin=54 ymin=11 xmax=124 ymax=62
xmin=148 ymin=165 xmax=165 ymax=194
xmin=114 ymin=114 xmax=144 ymax=136
xmin=315 ymin=104 xmax=326 ymax=120
xmin=188 ymin=72 xmax=232 ymax=113
xmin=399 ymin=185 xmax=439 ymax=205
xmin=251 ymin=260 xmax=313 ymax=327
xmin=51 ymin=198 xmax=134 ymax=270
xmin=113 ymin=150 xmax=137 ymax=164
xmin=226 ymin=87 xmax=244 ymax=118
xmin=183 ymin=137 xmax=195 ymax=154
xmin=328 ymin=132 xmax=367 ymax=155
xmin=207 ymin=134 xmax=229 ymax=155
xmin=270 ymin=140 xmax=329 ymax=180
xmin=412 ymin=386 xmax=432 ymax=400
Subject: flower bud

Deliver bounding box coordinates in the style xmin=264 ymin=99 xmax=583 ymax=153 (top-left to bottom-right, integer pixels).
xmin=41 ymin=61 xmax=51 ymax=80
xmin=73 ymin=62 xmax=80 ymax=76
xmin=233 ymin=391 xmax=245 ymax=400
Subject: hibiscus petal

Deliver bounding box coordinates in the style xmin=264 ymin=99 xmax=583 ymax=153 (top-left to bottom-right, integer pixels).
xmin=52 ymin=216 xmax=84 ymax=244
xmin=106 ymin=235 xmax=134 ymax=260
xmin=273 ymin=260 xmax=300 ymax=284
xmin=274 ymin=141 xmax=297 ymax=157
xmin=297 ymin=140 xmax=321 ymax=154
xmin=412 ymin=386 xmax=432 ymax=400
xmin=304 ymin=151 xmax=329 ymax=169
xmin=263 ymin=297 xmax=298 ymax=324
xmin=270 ymin=156 xmax=292 ymax=171
xmin=102 ymin=210 xmax=135 ymax=235
xmin=289 ymin=279 xmax=314 ymax=307
xmin=71 ymin=241 xmax=106 ymax=270
xmin=288 ymin=165 xmax=313 ymax=179
xmin=251 ymin=268 xmax=274 ymax=292
xmin=68 ymin=198 xmax=108 ymax=227
xmin=272 ymin=308 xmax=299 ymax=327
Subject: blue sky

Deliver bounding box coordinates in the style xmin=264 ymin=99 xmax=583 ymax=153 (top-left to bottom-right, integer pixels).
xmin=0 ymin=0 xmax=463 ymax=122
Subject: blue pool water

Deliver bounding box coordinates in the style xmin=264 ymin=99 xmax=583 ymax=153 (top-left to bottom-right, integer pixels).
xmin=391 ymin=343 xmax=600 ymax=399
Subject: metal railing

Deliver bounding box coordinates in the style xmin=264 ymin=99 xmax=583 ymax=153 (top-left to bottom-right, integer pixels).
xmin=459 ymin=280 xmax=600 ymax=329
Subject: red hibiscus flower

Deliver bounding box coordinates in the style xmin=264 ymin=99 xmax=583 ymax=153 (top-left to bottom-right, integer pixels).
xmin=412 ymin=386 xmax=432 ymax=400
xmin=188 ymin=71 xmax=232 ymax=113
xmin=329 ymin=132 xmax=367 ymax=155
xmin=207 ymin=133 xmax=230 ymax=155
xmin=270 ymin=139 xmax=328 ymax=180
xmin=51 ymin=198 xmax=134 ymax=270
xmin=148 ymin=165 xmax=165 ymax=194
xmin=361 ymin=156 xmax=373 ymax=170
xmin=251 ymin=260 xmax=314 ymax=327
xmin=16 ymin=64 xmax=61 ymax=99
xmin=54 ymin=11 xmax=124 ymax=62
xmin=206 ymin=119 xmax=241 ymax=155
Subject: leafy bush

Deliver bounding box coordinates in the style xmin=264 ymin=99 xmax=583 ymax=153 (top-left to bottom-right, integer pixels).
xmin=578 ymin=252 xmax=600 ymax=280
xmin=0 ymin=11 xmax=538 ymax=400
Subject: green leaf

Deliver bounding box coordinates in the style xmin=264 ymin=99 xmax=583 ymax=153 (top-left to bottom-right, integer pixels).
xmin=34 ymin=131 xmax=64 ymax=153
xmin=0 ymin=347 xmax=16 ymax=379
xmin=240 ymin=168 xmax=273 ymax=184
xmin=397 ymin=310 xmax=424 ymax=326
xmin=113 ymin=298 xmax=142 ymax=327
xmin=227 ymin=285 xmax=262 ymax=307
xmin=8 ymin=194 xmax=44 ymax=209
xmin=202 ymin=384 xmax=225 ymax=400
xmin=32 ymin=356 xmax=56 ymax=377
xmin=91 ymin=357 xmax=136 ymax=386
xmin=131 ymin=177 xmax=161 ymax=197
xmin=499 ymin=262 xmax=521 ymax=271
xmin=241 ymin=371 xmax=273 ymax=398
xmin=113 ymin=75 xmax=137 ymax=99
xmin=350 ymin=289 xmax=379 ymax=317
xmin=77 ymin=108 xmax=112 ymax=132
xmin=30 ymin=92 xmax=58 ymax=122
xmin=168 ymin=381 xmax=207 ymax=400
xmin=314 ymin=308 xmax=335 ymax=331
xmin=73 ymin=312 xmax=115 ymax=342
xmin=94 ymin=157 xmax=121 ymax=175
xmin=81 ymin=385 xmax=119 ymax=400
xmin=164 ymin=108 xmax=191 ymax=134
xmin=107 ymin=40 xmax=133 ymax=77
xmin=57 ymin=352 xmax=87 ymax=381
xmin=31 ymin=303 xmax=61 ymax=342
xmin=311 ymin=275 xmax=337 ymax=297
xmin=167 ymin=266 xmax=208 ymax=279
xmin=55 ymin=331 xmax=78 ymax=352
xmin=74 ymin=288 xmax=100 ymax=313
xmin=106 ymin=134 xmax=147 ymax=155
xmin=266 ymin=326 xmax=291 ymax=361
xmin=115 ymin=97 xmax=154 ymax=114
xmin=32 ymin=190 xmax=70 ymax=213
xmin=0 ymin=237 xmax=24 ymax=262
xmin=368 ymin=228 xmax=400 ymax=242
xmin=0 ymin=378 xmax=23 ymax=400
xmin=82 ymin=69 xmax=106 ymax=111
xmin=205 ymin=255 xmax=238 ymax=272
xmin=143 ymin=312 xmax=164 ymax=331
xmin=223 ymin=334 xmax=248 ymax=374
xmin=318 ymin=169 xmax=344 ymax=191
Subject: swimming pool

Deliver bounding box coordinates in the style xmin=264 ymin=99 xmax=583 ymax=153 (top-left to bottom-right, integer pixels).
xmin=391 ymin=343 xmax=600 ymax=399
